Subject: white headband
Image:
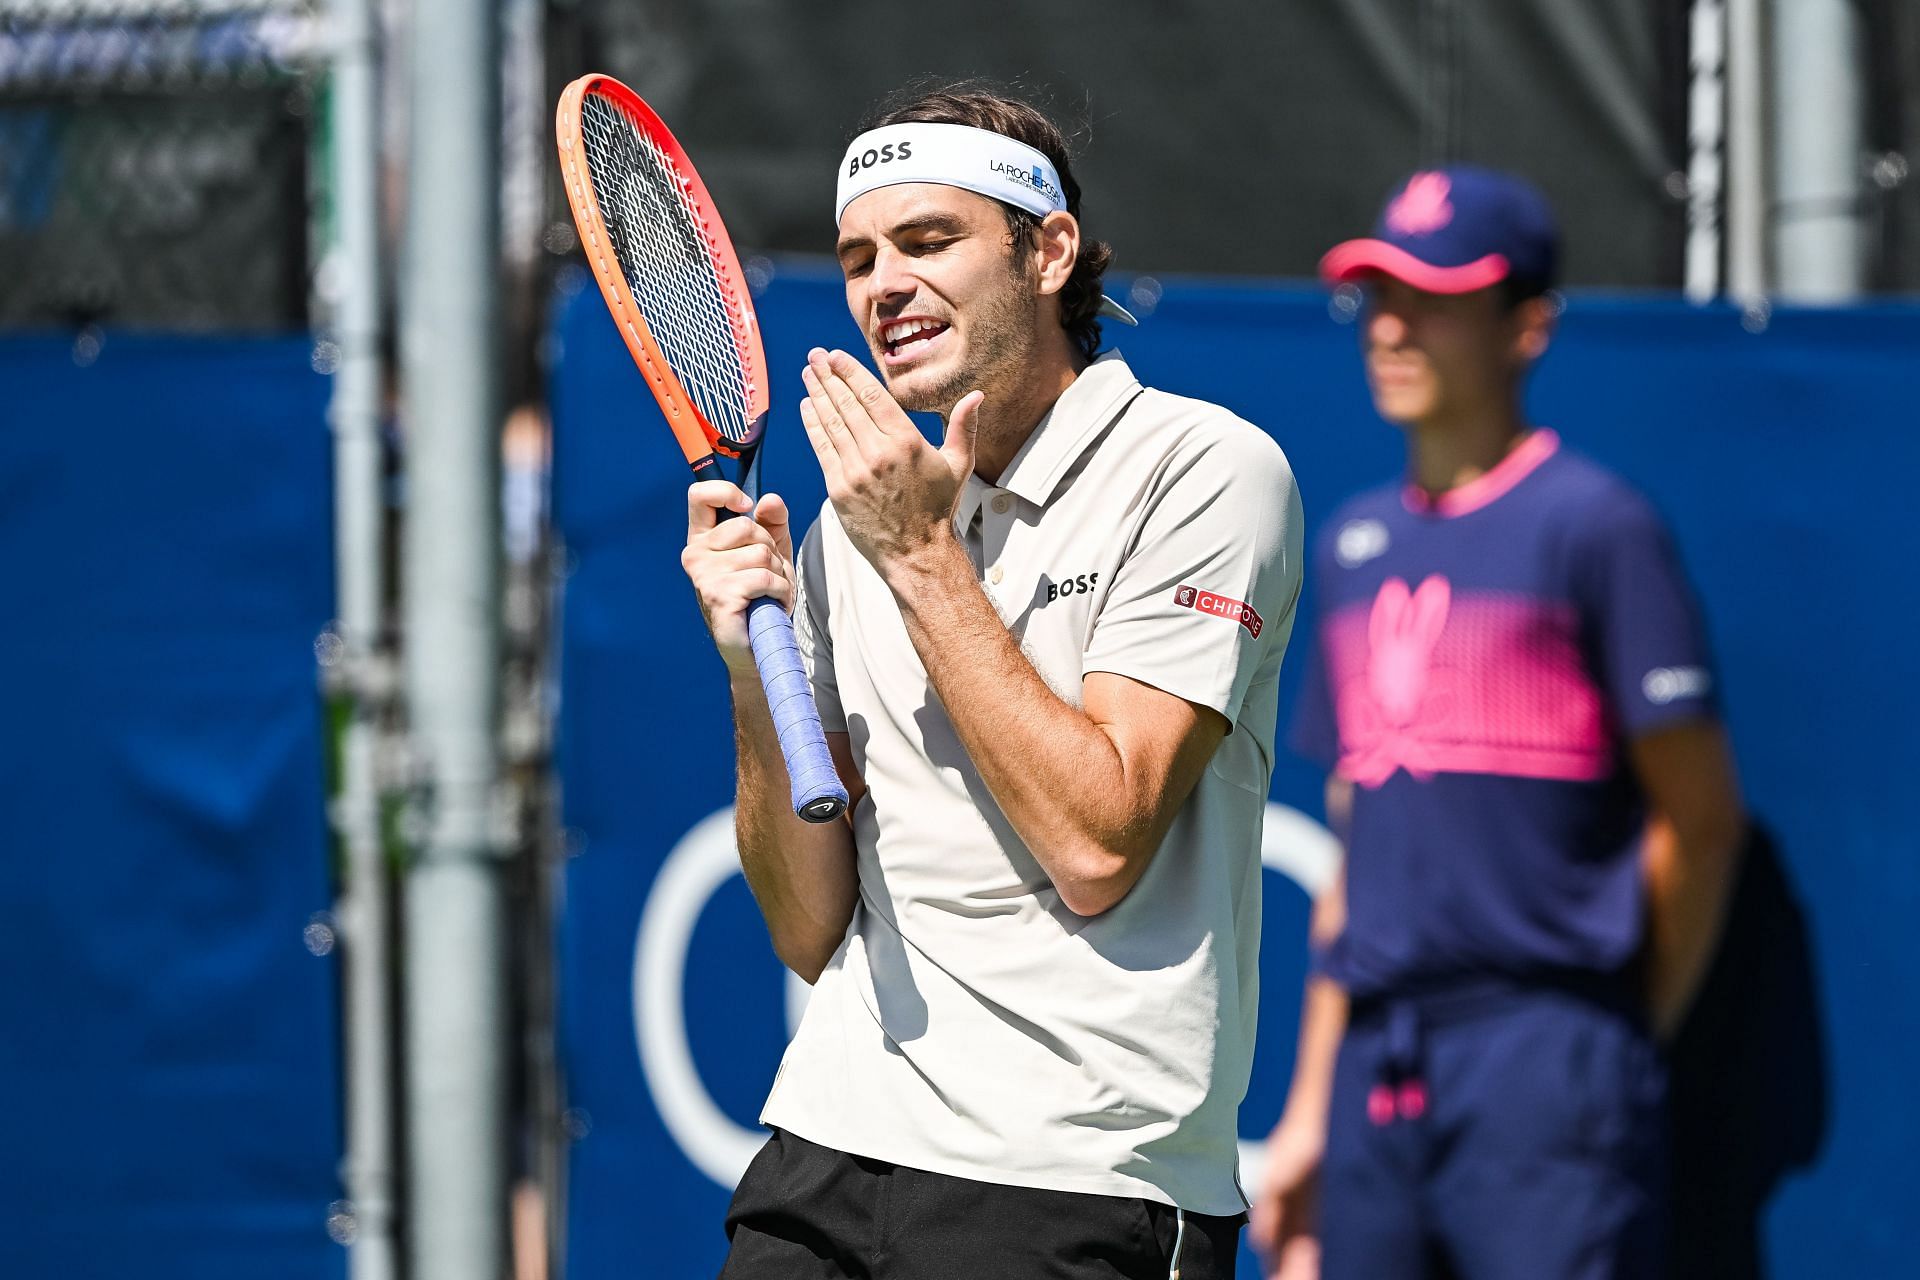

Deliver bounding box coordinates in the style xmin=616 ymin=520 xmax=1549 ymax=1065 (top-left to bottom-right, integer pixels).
xmin=832 ymin=121 xmax=1138 ymax=327
xmin=835 ymin=122 xmax=1067 ymax=223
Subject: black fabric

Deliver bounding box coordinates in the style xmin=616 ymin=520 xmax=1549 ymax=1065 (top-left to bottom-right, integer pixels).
xmin=1664 ymin=826 xmax=1828 ymax=1280
xmin=720 ymin=1129 xmax=1244 ymax=1280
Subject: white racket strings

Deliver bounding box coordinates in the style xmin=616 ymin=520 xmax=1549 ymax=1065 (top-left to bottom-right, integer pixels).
xmin=580 ymin=93 xmax=755 ymax=445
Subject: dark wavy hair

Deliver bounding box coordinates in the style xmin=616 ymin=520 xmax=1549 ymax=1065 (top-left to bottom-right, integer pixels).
xmin=861 ymin=83 xmax=1114 ymax=361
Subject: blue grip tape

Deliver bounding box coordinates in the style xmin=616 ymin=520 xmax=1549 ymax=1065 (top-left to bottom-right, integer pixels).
xmin=745 ymin=595 xmax=848 ymax=822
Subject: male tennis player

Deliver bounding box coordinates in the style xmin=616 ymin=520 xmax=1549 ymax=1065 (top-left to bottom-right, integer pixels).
xmin=1248 ymin=168 xmax=1747 ymax=1280
xmin=682 ymin=86 xmax=1303 ymax=1278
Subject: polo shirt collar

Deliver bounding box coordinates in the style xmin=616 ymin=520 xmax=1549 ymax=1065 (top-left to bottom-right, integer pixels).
xmin=997 ymin=351 xmax=1142 ymax=507
xmin=952 ymin=352 xmax=1142 ymax=535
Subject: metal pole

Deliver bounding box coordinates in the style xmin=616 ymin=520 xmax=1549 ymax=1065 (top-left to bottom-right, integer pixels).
xmin=1724 ymin=0 xmax=1768 ymax=303
xmin=1684 ymin=0 xmax=1726 ymax=302
xmin=1769 ymin=0 xmax=1868 ymax=301
xmin=400 ymin=0 xmax=508 ymax=1274
xmin=327 ymin=0 xmax=398 ymax=1275
xmin=337 ymin=697 xmax=398 ymax=1280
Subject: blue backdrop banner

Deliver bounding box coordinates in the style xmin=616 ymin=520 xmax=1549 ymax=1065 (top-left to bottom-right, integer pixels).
xmin=550 ymin=263 xmax=1919 ymax=1279
xmin=0 ymin=336 xmax=344 ymax=1277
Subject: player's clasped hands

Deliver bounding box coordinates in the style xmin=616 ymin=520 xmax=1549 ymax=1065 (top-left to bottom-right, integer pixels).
xmin=797 ymin=347 xmax=984 ymax=578
xmin=682 ymin=482 xmax=796 ymax=673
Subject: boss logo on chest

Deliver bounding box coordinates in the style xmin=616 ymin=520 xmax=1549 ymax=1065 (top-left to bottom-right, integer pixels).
xmin=1042 ymin=571 xmax=1099 ymax=604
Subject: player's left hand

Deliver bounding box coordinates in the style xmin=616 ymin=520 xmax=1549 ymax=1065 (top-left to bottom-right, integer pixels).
xmin=798 ymin=347 xmax=983 ymax=578
xmin=1249 ymin=1116 xmax=1324 ymax=1280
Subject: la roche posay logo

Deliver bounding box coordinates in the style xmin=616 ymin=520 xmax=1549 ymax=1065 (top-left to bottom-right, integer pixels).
xmin=990 ymin=157 xmax=1061 ymax=204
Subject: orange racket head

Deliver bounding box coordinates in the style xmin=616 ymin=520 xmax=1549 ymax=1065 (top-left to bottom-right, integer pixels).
xmin=556 ymin=73 xmax=770 ymax=463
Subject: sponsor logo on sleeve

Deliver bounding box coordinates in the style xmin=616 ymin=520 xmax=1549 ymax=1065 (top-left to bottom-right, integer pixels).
xmin=1335 ymin=518 xmax=1390 ymax=568
xmin=1642 ymin=665 xmax=1712 ymax=705
xmin=1174 ymin=584 xmax=1263 ymax=638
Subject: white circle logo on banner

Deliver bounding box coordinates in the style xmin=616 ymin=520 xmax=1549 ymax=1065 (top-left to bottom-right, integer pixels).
xmin=634 ymin=802 xmax=1341 ymax=1192
xmin=630 ymin=808 xmax=768 ymax=1188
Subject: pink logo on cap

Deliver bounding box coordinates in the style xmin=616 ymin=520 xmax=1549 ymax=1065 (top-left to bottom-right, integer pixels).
xmin=1386 ymin=172 xmax=1453 ymax=236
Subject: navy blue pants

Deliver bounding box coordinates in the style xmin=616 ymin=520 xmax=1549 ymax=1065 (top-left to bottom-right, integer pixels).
xmin=1320 ymin=986 xmax=1667 ymax=1280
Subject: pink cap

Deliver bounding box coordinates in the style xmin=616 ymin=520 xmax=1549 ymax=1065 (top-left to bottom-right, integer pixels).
xmin=1319 ymin=239 xmax=1511 ymax=295
xmin=1320 ymin=167 xmax=1557 ymax=295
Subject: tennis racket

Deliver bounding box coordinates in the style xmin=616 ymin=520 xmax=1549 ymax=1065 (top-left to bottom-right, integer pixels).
xmin=555 ymin=73 xmax=846 ymax=823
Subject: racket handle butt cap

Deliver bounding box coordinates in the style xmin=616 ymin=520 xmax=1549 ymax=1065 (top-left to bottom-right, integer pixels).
xmin=798 ymin=795 xmax=847 ymax=824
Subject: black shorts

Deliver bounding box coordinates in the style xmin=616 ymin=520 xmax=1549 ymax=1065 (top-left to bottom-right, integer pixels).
xmin=719 ymin=1128 xmax=1244 ymax=1279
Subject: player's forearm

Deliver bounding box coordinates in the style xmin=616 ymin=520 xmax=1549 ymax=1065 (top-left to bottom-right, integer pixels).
xmin=1278 ymin=975 xmax=1348 ymax=1138
xmin=1641 ymin=810 xmax=1745 ymax=1039
xmin=883 ymin=536 xmax=1164 ymax=914
xmin=1280 ymin=874 xmax=1349 ymax=1132
xmin=730 ymin=672 xmax=858 ymax=982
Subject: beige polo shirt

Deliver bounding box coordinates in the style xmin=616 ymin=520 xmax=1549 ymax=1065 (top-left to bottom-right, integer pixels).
xmin=762 ymin=352 xmax=1304 ymax=1213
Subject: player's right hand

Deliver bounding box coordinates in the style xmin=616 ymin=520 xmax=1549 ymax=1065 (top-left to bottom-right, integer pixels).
xmin=683 ymin=480 xmax=795 ymax=673
xmin=1248 ymin=1115 xmax=1324 ymax=1280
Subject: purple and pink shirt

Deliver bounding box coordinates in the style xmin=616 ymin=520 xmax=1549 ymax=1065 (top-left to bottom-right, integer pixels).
xmin=1293 ymin=430 xmax=1717 ymax=1000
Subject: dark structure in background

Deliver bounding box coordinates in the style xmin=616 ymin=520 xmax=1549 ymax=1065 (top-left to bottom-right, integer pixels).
xmin=1864 ymin=0 xmax=1920 ymax=289
xmin=1666 ymin=826 xmax=1828 ymax=1280
xmin=550 ymin=0 xmax=1920 ymax=293
xmin=0 ymin=8 xmax=317 ymax=332
xmin=3 ymin=2 xmax=1913 ymax=333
